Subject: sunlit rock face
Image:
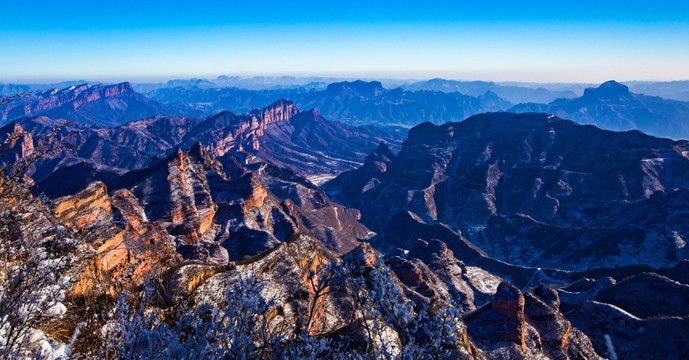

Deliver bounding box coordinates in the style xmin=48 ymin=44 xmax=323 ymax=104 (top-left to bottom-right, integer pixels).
xmin=81 ymin=141 xmax=372 ymax=263
xmin=51 ymin=181 xmax=180 ymax=297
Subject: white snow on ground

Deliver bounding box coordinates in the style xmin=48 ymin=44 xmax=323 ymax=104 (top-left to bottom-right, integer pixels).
xmin=33 ymin=329 xmax=71 ymax=360
xmin=673 ymin=231 xmax=686 ymax=249
xmin=642 ymin=158 xmax=664 ymax=166
xmin=464 ymin=266 xmax=502 ymax=295
xmin=0 ymin=327 xmax=71 ymax=360
xmin=591 ymin=301 xmax=643 ymax=321
xmin=306 ymin=174 xmax=336 ymax=186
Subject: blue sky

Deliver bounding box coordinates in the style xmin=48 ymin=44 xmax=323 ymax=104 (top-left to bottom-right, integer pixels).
xmin=1 ymin=0 xmax=688 ymax=83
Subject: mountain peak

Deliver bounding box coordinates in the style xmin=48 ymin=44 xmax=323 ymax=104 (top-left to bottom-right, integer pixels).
xmin=583 ymin=80 xmax=631 ymax=99
xmin=114 ymin=81 xmax=134 ymax=91
xmin=189 ymin=141 xmax=205 ymax=157
xmin=250 ymin=99 xmax=299 ymax=124
xmin=362 ymin=141 xmax=396 ymax=169
xmin=373 ymin=141 xmax=394 ymax=158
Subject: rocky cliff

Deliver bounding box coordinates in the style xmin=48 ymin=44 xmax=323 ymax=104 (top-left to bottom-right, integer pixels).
xmin=91 ymin=143 xmax=373 ymax=262
xmin=51 ymin=181 xmax=180 ymax=296
xmin=326 ymin=112 xmax=689 ymax=270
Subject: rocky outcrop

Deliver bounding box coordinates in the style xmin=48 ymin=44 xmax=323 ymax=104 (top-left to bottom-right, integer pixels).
xmin=464 ymin=282 xmax=603 ymax=360
xmin=524 ymin=287 xmax=601 ymax=360
xmin=465 ymin=282 xmax=526 ymax=352
xmin=386 ymin=239 xmax=478 ymax=311
xmin=86 ymin=143 xmax=372 ymax=262
xmin=51 ymin=181 xmax=180 ymax=297
xmin=192 ymin=234 xmax=340 ymax=336
xmin=0 ymin=123 xmax=34 ymax=162
xmin=53 ymin=182 xmax=112 ymax=229
xmin=557 ymin=261 xmax=689 ymax=360
xmin=0 ymin=123 xmax=35 ymax=184
xmin=52 ymin=182 xmax=125 ymax=281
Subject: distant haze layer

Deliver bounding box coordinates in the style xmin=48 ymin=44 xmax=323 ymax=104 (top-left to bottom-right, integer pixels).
xmin=1 ymin=1 xmax=688 ymax=82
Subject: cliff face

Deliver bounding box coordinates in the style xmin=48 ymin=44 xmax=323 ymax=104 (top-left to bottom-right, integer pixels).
xmin=51 ymin=181 xmax=180 ymax=297
xmin=191 ymin=99 xmax=300 ymax=155
xmin=0 ymin=123 xmax=34 ymax=161
xmin=0 ymin=123 xmax=36 ymax=184
xmin=90 ymin=143 xmax=372 ymax=262
xmin=326 ymin=112 xmax=689 ymax=270
xmin=112 ymin=146 xmax=218 ymax=246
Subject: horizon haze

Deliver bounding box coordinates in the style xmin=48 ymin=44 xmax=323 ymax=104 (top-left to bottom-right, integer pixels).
xmin=1 ymin=0 xmax=689 ymax=83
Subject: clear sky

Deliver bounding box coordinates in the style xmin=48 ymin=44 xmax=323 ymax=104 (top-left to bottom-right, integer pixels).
xmin=1 ymin=0 xmax=688 ymax=83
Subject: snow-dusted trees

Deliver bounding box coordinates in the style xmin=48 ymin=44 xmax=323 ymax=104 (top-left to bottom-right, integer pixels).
xmin=101 ymin=275 xmax=272 ymax=359
xmin=100 ymin=274 xmax=335 ymax=359
xmin=99 ymin=254 xmax=476 ymax=360
xmin=331 ymin=257 xmax=476 ymax=360
xmin=0 ymin=95 xmax=79 ymax=358
xmin=0 ymin=143 xmax=74 ymax=357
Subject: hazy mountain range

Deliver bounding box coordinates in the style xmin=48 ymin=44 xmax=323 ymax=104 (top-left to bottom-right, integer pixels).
xmin=3 ymin=78 xmax=688 ymax=139
xmin=0 ymin=82 xmax=200 ymax=127
xmin=510 ymin=80 xmax=689 ymax=139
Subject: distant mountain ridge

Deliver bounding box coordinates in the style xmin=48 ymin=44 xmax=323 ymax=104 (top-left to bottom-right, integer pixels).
xmin=625 ymin=80 xmax=689 ymax=102
xmin=5 ymin=79 xmax=688 ymax=139
xmin=146 ymin=80 xmax=513 ymax=127
xmin=403 ymin=78 xmax=580 ymax=103
xmin=510 ymin=80 xmax=689 ymax=139
xmin=1 ymin=99 xmax=405 ymax=194
xmin=1 ymin=82 xmax=198 ymax=127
